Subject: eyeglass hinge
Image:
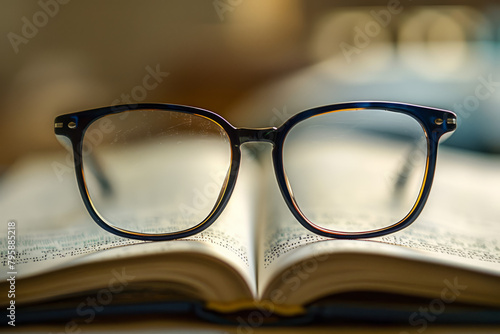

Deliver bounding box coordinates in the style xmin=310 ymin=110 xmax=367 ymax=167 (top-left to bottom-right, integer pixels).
xmin=434 ymin=117 xmax=457 ymax=128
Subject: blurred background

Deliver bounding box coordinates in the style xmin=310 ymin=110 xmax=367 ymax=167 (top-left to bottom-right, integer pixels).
xmin=1 ymin=0 xmax=500 ymax=174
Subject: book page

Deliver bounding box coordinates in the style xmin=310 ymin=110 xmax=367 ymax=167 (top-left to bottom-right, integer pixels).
xmin=0 ymin=143 xmax=260 ymax=298
xmin=257 ymin=145 xmax=500 ymax=297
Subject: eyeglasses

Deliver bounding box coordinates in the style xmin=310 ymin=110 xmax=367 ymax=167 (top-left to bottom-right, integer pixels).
xmin=54 ymin=102 xmax=456 ymax=241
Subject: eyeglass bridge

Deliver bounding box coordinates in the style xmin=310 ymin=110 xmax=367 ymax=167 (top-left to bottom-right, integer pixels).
xmin=237 ymin=127 xmax=278 ymax=145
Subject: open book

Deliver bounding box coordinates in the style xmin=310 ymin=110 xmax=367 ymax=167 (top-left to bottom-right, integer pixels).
xmin=1 ymin=143 xmax=500 ymax=325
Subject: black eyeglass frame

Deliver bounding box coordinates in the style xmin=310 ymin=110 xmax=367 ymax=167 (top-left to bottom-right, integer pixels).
xmin=54 ymin=101 xmax=457 ymax=241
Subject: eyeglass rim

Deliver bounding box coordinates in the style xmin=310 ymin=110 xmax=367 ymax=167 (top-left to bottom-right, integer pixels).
xmin=54 ymin=101 xmax=457 ymax=241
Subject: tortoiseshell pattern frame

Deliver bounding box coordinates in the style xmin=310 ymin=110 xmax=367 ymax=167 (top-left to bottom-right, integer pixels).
xmin=54 ymin=101 xmax=457 ymax=241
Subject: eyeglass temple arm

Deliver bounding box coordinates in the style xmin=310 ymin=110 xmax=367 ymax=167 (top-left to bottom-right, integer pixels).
xmin=85 ymin=154 xmax=113 ymax=196
xmin=56 ymin=135 xmax=113 ymax=196
xmin=391 ymin=141 xmax=422 ymax=195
